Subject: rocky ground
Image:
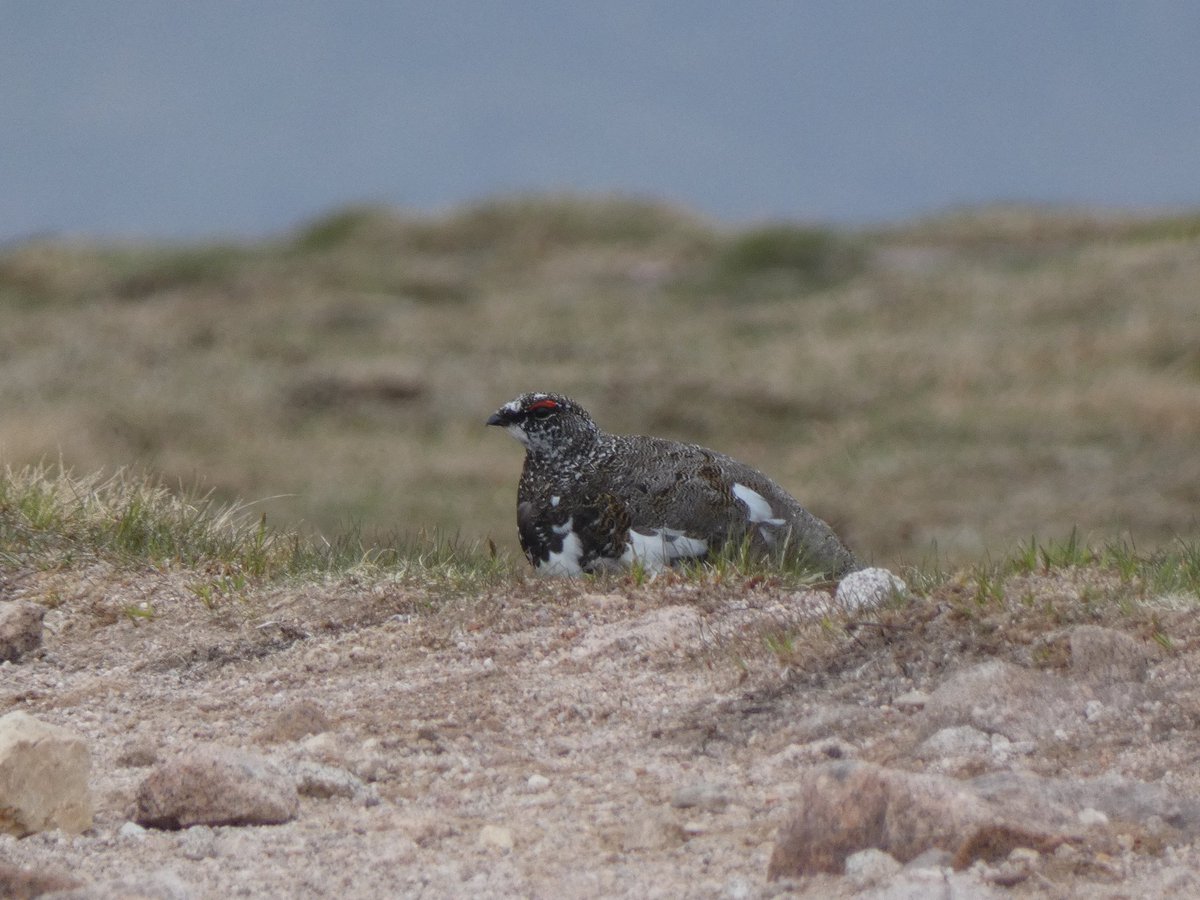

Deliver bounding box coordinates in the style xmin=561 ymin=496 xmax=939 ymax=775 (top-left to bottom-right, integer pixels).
xmin=3 ymin=562 xmax=1200 ymax=898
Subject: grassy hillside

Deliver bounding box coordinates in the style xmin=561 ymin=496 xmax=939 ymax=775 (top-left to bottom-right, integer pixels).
xmin=2 ymin=196 xmax=1198 ymax=566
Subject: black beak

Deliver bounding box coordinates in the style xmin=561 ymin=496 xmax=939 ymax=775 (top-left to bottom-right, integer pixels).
xmin=486 ymin=411 xmax=509 ymax=427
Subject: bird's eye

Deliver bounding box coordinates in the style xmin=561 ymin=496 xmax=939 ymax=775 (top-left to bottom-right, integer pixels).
xmin=526 ymin=399 xmax=558 ymax=419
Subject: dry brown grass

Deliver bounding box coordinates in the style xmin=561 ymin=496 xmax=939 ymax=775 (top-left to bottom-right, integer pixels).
xmin=1 ymin=195 xmax=1198 ymax=567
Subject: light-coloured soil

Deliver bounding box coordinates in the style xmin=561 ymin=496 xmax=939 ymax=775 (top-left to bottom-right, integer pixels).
xmin=3 ymin=564 xmax=1200 ymax=898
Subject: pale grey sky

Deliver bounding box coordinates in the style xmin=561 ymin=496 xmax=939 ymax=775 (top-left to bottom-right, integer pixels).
xmin=4 ymin=1 xmax=1199 ymax=239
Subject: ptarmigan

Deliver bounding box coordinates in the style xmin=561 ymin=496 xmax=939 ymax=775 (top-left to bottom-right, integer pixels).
xmin=486 ymin=392 xmax=859 ymax=578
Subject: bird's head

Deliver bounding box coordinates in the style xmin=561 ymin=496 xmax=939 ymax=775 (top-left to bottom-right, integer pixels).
xmin=486 ymin=392 xmax=599 ymax=457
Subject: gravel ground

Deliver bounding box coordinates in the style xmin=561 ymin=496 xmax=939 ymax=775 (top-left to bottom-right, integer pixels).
xmin=3 ymin=564 xmax=1200 ymax=898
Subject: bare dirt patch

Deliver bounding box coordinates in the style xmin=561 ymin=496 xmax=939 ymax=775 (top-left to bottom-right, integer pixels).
xmin=3 ymin=565 xmax=1200 ymax=897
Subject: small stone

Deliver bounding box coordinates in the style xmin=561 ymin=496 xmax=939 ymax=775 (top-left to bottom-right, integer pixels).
xmin=844 ymin=847 xmax=902 ymax=883
xmin=893 ymin=690 xmax=930 ymax=712
xmin=118 ymin=820 xmax=148 ymax=840
xmin=1084 ymin=700 xmax=1105 ymax=723
xmin=0 ymin=710 xmax=93 ymax=836
xmin=261 ymin=700 xmax=332 ymax=743
xmin=135 ymin=745 xmax=298 ymax=829
xmin=299 ymin=731 xmax=341 ymax=760
xmin=526 ymin=773 xmax=551 ymax=792
xmin=1078 ymin=807 xmax=1109 ymax=827
xmin=290 ymin=760 xmax=378 ymax=805
xmin=670 ymin=781 xmax=730 ymax=812
xmin=1008 ymin=847 xmax=1040 ymax=864
xmin=179 ymin=824 xmax=217 ymax=859
xmin=915 ymin=725 xmax=991 ymax=760
xmin=835 ymin=568 xmax=908 ymax=613
xmin=479 ymin=824 xmax=514 ymax=851
xmin=0 ymin=601 xmax=44 ymax=663
xmin=351 ymin=753 xmax=390 ymax=784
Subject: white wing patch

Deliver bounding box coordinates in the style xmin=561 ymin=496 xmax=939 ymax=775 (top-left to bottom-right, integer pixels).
xmin=732 ymin=482 xmax=789 ymax=543
xmin=620 ymin=528 xmax=708 ymax=572
xmin=732 ymin=483 xmax=786 ymax=526
xmin=537 ymin=517 xmax=584 ymax=576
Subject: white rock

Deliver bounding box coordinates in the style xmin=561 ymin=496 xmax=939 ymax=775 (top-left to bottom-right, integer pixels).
xmin=479 ymin=824 xmax=514 ymax=851
xmin=836 ymin=568 xmax=908 ymax=613
xmin=118 ymin=820 xmax=148 ymax=840
xmin=0 ymin=710 xmax=93 ymax=836
xmin=526 ymin=773 xmax=551 ymax=792
xmin=845 ymin=847 xmax=902 ymax=883
xmin=1078 ymin=807 xmax=1110 ymax=826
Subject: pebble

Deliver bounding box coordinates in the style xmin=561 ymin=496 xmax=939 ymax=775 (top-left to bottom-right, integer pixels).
xmin=845 ymin=847 xmax=902 ymax=883
xmin=179 ymin=825 xmax=217 ymax=860
xmin=835 ymin=567 xmax=908 ymax=612
xmin=118 ymin=821 xmax=147 ymax=841
xmin=479 ymin=824 xmax=514 ymax=851
xmin=670 ymin=782 xmax=730 ymax=812
xmin=300 ymin=731 xmax=341 ymax=760
xmin=526 ymin=773 xmax=551 ymax=792
xmin=893 ymin=690 xmax=930 ymax=712
xmin=1078 ymin=807 xmax=1110 ymax=827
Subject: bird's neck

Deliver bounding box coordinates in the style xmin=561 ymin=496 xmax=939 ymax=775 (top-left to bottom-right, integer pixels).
xmin=523 ymin=429 xmax=605 ymax=477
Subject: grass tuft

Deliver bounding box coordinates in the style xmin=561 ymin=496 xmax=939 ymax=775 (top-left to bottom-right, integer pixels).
xmin=0 ymin=465 xmax=519 ymax=591
xmin=0 ymin=464 xmax=290 ymax=574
